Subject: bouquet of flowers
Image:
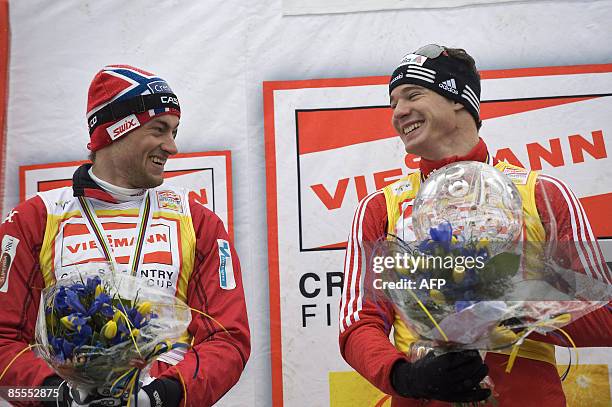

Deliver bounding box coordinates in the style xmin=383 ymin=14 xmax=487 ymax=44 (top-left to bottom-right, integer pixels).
xmin=379 ymin=220 xmax=526 ymax=349
xmin=35 ymin=263 xmax=192 ymax=398
xmin=373 ymin=161 xmax=610 ymax=350
xmin=371 ymin=161 xmax=611 ymax=404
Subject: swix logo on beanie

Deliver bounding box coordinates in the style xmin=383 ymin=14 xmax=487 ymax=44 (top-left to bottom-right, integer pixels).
xmin=106 ymin=114 xmax=141 ymax=140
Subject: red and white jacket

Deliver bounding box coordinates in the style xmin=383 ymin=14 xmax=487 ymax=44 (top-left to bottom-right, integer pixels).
xmin=339 ymin=139 xmax=612 ymax=406
xmin=0 ymin=164 xmax=250 ymax=406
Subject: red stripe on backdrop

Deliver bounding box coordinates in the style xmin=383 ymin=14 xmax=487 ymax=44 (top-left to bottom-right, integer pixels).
xmin=480 ymin=96 xmax=599 ymax=121
xmin=297 ymin=108 xmax=395 ymax=155
xmin=0 ymin=0 xmax=9 ymax=216
xmin=296 ymin=97 xmax=598 ymax=156
xmin=263 ymin=81 xmax=285 ymax=407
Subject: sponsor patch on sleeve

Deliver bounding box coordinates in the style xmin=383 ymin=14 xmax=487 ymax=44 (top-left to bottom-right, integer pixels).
xmin=156 ymin=190 xmax=183 ymax=212
xmin=217 ymin=239 xmax=236 ymax=290
xmin=0 ymin=235 xmax=20 ymax=293
xmin=503 ymin=167 xmax=530 ymax=185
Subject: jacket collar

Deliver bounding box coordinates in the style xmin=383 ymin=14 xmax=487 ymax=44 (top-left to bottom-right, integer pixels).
xmin=419 ymin=137 xmax=496 ymax=180
xmin=72 ymin=163 xmax=119 ymax=203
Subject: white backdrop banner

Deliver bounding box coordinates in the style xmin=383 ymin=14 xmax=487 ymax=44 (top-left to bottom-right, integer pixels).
xmin=264 ymin=66 xmax=612 ymax=406
xmin=283 ymin=0 xmax=530 ymax=15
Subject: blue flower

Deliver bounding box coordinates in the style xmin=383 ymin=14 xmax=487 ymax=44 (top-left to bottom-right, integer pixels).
xmin=88 ymin=292 xmax=111 ymax=315
xmin=85 ymin=276 xmax=102 ymax=295
xmin=72 ymin=324 xmax=93 ymax=346
xmin=62 ymin=339 xmax=75 ymax=358
xmin=96 ymin=299 xmax=114 ymax=318
xmin=69 ymin=283 xmax=87 ymax=294
xmin=418 ymin=239 xmax=435 ymax=254
xmin=49 ymin=336 xmax=64 ymax=356
xmin=100 ymin=303 xmax=115 ymax=318
xmin=132 ymin=311 xmax=145 ymax=329
xmin=118 ymin=320 xmax=130 ymax=335
xmin=429 ymin=222 xmax=452 ymax=243
xmin=54 ymin=287 xmax=69 ymax=313
xmin=65 ymin=290 xmax=87 ymax=314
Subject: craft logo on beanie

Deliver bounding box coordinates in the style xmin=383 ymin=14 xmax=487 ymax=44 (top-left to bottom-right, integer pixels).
xmin=86 ymin=65 xmax=181 ymax=152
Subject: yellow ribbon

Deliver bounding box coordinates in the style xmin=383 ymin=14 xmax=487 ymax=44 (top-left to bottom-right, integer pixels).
xmin=406 ymin=289 xmax=448 ymax=341
xmin=505 ymin=313 xmax=576 ymax=374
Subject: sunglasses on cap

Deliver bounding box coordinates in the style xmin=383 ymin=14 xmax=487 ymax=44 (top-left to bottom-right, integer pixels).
xmin=413 ymin=44 xmax=448 ymax=58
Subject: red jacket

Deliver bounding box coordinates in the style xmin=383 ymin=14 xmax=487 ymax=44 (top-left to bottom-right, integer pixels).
xmin=339 ymin=140 xmax=612 ymax=406
xmin=0 ymin=164 xmax=250 ymax=406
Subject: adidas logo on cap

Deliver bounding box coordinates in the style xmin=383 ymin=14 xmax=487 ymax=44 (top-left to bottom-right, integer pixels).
xmin=439 ymin=78 xmax=459 ymax=95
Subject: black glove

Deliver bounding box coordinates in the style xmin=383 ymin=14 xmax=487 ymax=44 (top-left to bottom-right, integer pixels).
xmin=41 ymin=376 xmax=181 ymax=407
xmin=391 ymin=350 xmax=491 ymax=402
xmin=42 ymin=375 xmax=71 ymax=407
xmin=141 ymin=378 xmax=182 ymax=407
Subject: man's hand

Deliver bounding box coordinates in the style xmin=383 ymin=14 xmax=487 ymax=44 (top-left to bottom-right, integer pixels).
xmin=139 ymin=378 xmax=182 ymax=407
xmin=391 ymin=350 xmax=491 ymax=402
xmin=41 ymin=376 xmax=182 ymax=407
xmin=69 ymin=386 xmax=127 ymax=407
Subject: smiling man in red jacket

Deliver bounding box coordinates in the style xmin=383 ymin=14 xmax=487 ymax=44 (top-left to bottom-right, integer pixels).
xmin=0 ymin=65 xmax=250 ymax=407
xmin=339 ymin=44 xmax=612 ymax=406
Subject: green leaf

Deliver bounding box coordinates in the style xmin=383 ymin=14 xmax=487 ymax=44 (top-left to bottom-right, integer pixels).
xmin=480 ymin=252 xmax=520 ymax=282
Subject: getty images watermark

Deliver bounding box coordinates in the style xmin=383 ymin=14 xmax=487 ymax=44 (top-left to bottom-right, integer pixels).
xmin=371 ymin=252 xmax=487 ymax=290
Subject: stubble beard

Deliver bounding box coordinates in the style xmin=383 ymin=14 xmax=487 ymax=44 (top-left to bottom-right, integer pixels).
xmin=127 ymin=162 xmax=164 ymax=189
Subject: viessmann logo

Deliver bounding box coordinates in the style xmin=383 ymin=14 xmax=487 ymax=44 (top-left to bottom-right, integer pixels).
xmin=59 ymin=223 xmax=173 ymax=267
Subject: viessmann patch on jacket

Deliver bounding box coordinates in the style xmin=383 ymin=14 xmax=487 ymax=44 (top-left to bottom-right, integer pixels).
xmin=217 ymin=239 xmax=236 ymax=290
xmin=54 ymin=216 xmax=181 ymax=294
xmin=156 ymin=190 xmax=183 ymax=212
xmin=0 ymin=235 xmax=20 ymax=293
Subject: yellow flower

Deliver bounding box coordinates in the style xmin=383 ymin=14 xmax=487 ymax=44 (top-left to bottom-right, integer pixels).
xmin=101 ymin=320 xmax=118 ymax=339
xmin=476 ymin=238 xmax=489 ymax=250
xmin=95 ymin=284 xmax=104 ymax=298
xmin=113 ymin=310 xmax=123 ymax=322
xmin=60 ymin=316 xmax=74 ymax=330
xmin=452 ymin=266 xmax=465 ymax=283
xmin=137 ymin=301 xmax=152 ymax=315
xmin=451 ymin=236 xmax=458 ymax=245
xmin=430 ymin=289 xmax=446 ymax=305
xmin=131 ymin=328 xmax=140 ymax=338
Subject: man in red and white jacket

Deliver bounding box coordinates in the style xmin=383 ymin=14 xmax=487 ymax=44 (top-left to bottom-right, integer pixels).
xmin=339 ymin=44 xmax=611 ymax=406
xmin=0 ymin=65 xmax=250 ymax=407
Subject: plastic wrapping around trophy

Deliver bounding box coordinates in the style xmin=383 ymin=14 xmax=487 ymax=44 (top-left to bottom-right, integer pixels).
xmin=369 ymin=161 xmax=611 ymax=351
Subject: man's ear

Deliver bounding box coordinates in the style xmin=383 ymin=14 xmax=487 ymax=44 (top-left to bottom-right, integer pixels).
xmin=453 ymin=101 xmax=464 ymax=112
